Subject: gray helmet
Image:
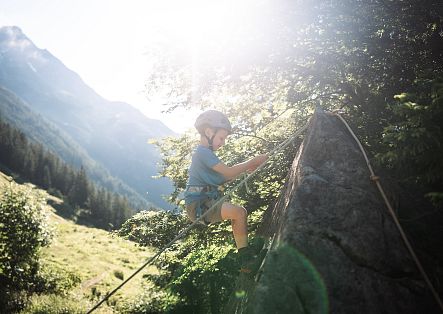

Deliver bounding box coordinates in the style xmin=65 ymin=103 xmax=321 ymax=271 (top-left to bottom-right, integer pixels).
xmin=194 ymin=110 xmax=232 ymax=134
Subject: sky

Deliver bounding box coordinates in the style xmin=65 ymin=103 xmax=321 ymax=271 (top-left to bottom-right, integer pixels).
xmin=0 ymin=0 xmax=240 ymax=133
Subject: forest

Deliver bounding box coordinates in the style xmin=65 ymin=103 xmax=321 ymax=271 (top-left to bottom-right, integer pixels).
xmin=0 ymin=119 xmax=134 ymax=229
xmin=1 ymin=0 xmax=442 ymax=312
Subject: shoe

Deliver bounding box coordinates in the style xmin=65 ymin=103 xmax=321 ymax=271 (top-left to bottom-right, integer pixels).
xmin=238 ymin=246 xmax=267 ymax=275
xmin=249 ymin=237 xmax=265 ymax=254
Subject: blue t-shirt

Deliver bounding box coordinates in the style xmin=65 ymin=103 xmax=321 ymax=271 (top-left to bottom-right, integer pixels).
xmin=185 ymin=145 xmax=226 ymax=203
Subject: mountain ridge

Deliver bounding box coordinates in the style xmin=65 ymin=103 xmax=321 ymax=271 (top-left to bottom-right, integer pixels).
xmin=0 ymin=25 xmax=174 ymax=209
xmin=0 ymin=84 xmax=152 ymax=209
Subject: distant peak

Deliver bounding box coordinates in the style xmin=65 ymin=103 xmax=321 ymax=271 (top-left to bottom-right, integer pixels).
xmin=0 ymin=25 xmax=26 ymax=39
xmin=0 ymin=25 xmax=39 ymax=56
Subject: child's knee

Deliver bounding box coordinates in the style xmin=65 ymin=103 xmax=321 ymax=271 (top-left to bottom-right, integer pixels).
xmin=221 ymin=203 xmax=247 ymax=221
xmin=235 ymin=205 xmax=247 ymax=219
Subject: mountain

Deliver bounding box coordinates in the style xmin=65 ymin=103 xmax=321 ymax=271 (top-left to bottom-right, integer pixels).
xmin=0 ymin=26 xmax=174 ymax=209
xmin=0 ymin=84 xmax=152 ymax=209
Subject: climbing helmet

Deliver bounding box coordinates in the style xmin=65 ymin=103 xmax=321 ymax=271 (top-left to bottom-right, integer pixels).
xmin=194 ymin=110 xmax=232 ymax=135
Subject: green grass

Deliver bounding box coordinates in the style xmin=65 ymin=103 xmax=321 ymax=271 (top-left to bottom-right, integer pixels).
xmin=0 ymin=171 xmax=159 ymax=313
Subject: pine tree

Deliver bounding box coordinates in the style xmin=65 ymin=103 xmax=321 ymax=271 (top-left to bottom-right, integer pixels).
xmin=42 ymin=165 xmax=51 ymax=189
xmin=68 ymin=166 xmax=89 ymax=207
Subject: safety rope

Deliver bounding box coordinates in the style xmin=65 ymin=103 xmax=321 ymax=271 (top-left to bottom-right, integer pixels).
xmin=86 ymin=121 xmax=309 ymax=313
xmin=331 ymin=111 xmax=443 ymax=312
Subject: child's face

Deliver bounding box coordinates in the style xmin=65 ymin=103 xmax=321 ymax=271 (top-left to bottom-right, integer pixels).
xmin=205 ymin=128 xmax=229 ymax=150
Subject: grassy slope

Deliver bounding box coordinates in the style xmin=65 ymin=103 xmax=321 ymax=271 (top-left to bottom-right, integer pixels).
xmin=0 ymin=171 xmax=157 ymax=313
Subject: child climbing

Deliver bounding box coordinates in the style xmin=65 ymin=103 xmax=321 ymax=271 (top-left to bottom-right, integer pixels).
xmin=184 ymin=109 xmax=268 ymax=274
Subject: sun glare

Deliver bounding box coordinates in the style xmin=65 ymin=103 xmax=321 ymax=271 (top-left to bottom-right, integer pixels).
xmin=159 ymin=0 xmax=256 ymax=56
xmin=140 ymin=0 xmax=258 ymax=131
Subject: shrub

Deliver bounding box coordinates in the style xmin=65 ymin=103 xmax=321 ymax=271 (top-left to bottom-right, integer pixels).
xmin=114 ymin=269 xmax=124 ymax=280
xmin=35 ymin=262 xmax=81 ymax=296
xmin=119 ymin=289 xmax=181 ymax=314
xmin=118 ymin=211 xmax=251 ymax=313
xmin=116 ymin=210 xmax=188 ymax=248
xmin=0 ymin=184 xmax=53 ymax=311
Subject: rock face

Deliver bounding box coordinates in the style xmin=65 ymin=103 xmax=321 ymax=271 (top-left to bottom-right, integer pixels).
xmin=252 ymin=108 xmax=437 ymax=313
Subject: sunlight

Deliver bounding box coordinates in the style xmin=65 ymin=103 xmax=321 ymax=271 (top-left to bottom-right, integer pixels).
xmin=140 ymin=0 xmax=258 ymax=129
xmin=170 ymin=0 xmax=251 ymax=50
xmin=2 ymin=0 xmax=264 ymax=133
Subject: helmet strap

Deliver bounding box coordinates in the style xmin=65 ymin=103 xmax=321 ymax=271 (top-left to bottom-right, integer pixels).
xmin=205 ymin=128 xmax=219 ymax=151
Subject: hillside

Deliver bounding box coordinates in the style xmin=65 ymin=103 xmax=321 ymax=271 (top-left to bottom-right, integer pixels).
xmin=0 ymin=26 xmax=174 ymax=209
xmin=0 ymin=171 xmax=157 ymax=312
xmin=0 ymin=85 xmax=151 ymax=209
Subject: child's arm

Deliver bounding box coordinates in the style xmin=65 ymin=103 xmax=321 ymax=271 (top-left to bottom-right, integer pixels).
xmin=212 ymin=154 xmax=268 ymax=181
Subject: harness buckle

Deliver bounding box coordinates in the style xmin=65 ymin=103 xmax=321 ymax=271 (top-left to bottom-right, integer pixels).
xmin=186 ymin=185 xmax=217 ymax=193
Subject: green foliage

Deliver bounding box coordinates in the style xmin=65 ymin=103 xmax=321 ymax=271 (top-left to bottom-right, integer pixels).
xmin=150 ymin=134 xmax=197 ymax=204
xmin=146 ymin=0 xmax=443 ymax=197
xmin=116 ymin=210 xmax=189 ymax=247
xmin=36 ymin=262 xmax=81 ymax=296
xmin=167 ymin=244 xmax=239 ymax=313
xmin=146 ymin=0 xmax=442 ymax=130
xmin=0 ymin=119 xmax=135 ymax=229
xmin=0 ymin=85 xmax=150 ymax=211
xmin=121 ymin=289 xmax=182 ymax=314
xmin=378 ymin=75 xmax=443 ymax=207
xmin=22 ymin=263 xmax=82 ymax=312
xmin=118 ymin=207 xmax=266 ymax=313
xmin=140 ymin=0 xmax=443 ymax=311
xmin=127 ymin=235 xmax=240 ymax=314
xmin=0 ymin=173 xmax=154 ymax=312
xmin=0 ymin=183 xmax=53 ymax=311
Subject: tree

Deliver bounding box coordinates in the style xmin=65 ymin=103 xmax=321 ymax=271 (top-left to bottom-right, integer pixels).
xmin=379 ymin=75 xmax=443 ymax=207
xmin=147 ymin=0 xmax=443 ymax=210
xmin=146 ymin=0 xmax=442 ymax=137
xmin=0 ymin=184 xmax=52 ymax=311
xmin=68 ymin=166 xmax=89 ymax=207
xmin=42 ymin=165 xmax=52 ymax=189
xmin=0 ymin=119 xmax=136 ymax=230
xmin=142 ymin=2 xmax=443 ymax=311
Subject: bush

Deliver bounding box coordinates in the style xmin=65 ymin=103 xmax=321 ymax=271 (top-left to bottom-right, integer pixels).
xmin=120 ymin=289 xmax=182 ymax=314
xmin=379 ymin=75 xmax=443 ymax=208
xmin=169 ymin=244 xmax=240 ymax=313
xmin=114 ymin=269 xmax=124 ymax=280
xmin=116 ymin=210 xmax=188 ymax=248
xmin=35 ymin=262 xmax=81 ymax=296
xmin=0 ymin=184 xmax=53 ymax=311
xmin=118 ymin=211 xmax=255 ymax=313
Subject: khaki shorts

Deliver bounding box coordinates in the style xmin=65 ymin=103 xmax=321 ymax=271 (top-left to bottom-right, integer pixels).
xmin=186 ymin=198 xmax=223 ymax=224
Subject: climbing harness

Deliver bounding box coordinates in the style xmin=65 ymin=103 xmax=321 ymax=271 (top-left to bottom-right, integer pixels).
xmin=331 ymin=110 xmax=443 ymax=312
xmin=185 ymin=185 xmax=221 ymax=224
xmin=86 ymin=120 xmax=309 ymax=313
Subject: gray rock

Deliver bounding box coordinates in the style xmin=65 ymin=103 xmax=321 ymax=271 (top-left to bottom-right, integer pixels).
xmin=252 ymin=108 xmax=437 ymax=314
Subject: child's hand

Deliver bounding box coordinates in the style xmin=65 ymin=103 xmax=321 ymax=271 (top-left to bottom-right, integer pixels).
xmin=247 ymin=154 xmax=268 ymax=172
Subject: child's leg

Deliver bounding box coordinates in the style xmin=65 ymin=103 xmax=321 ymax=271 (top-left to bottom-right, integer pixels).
xmin=221 ymin=202 xmax=248 ymax=249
